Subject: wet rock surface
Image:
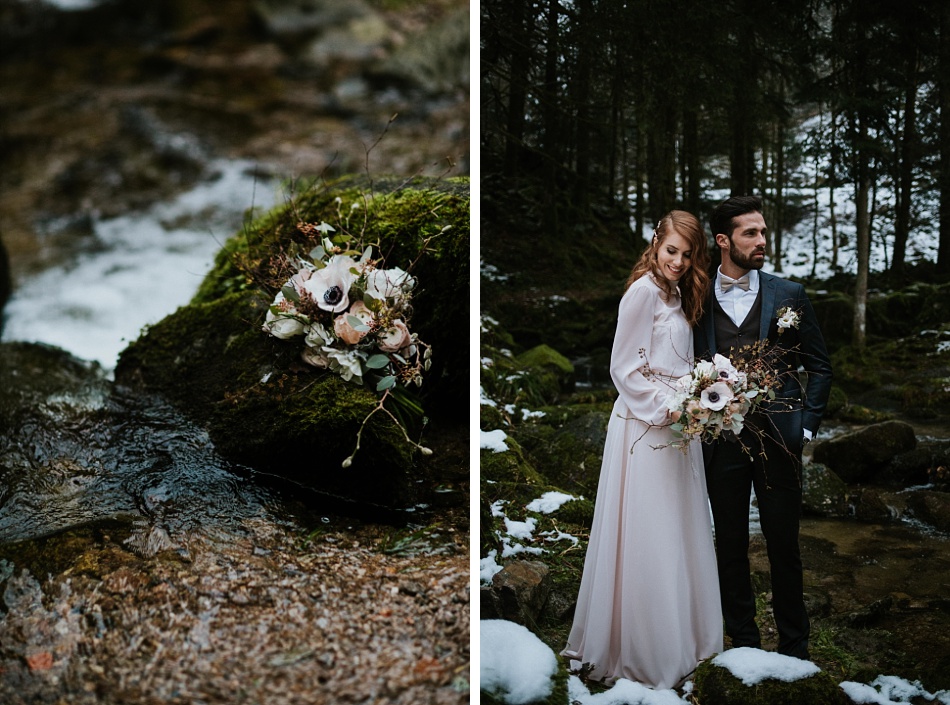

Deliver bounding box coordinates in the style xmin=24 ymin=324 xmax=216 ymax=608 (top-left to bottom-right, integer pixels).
xmin=0 ymin=339 xmax=470 ymax=702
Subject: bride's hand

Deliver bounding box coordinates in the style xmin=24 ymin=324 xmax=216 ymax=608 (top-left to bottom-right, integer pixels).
xmin=670 ymin=410 xmax=682 ymax=423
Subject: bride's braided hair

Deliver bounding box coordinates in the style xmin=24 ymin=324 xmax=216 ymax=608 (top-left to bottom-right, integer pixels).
xmin=625 ymin=210 xmax=711 ymax=326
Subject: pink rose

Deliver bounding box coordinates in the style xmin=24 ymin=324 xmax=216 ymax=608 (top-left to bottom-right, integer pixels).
xmin=378 ymin=319 xmax=411 ymax=352
xmin=333 ymin=301 xmax=373 ymax=345
xmin=686 ymin=399 xmax=711 ymax=420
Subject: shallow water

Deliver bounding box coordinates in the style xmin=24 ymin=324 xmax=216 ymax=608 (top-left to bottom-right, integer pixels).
xmin=2 ymin=159 xmax=276 ymax=369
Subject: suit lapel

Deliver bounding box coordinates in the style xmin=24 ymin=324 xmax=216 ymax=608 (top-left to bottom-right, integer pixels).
xmin=759 ymin=271 xmax=777 ymax=340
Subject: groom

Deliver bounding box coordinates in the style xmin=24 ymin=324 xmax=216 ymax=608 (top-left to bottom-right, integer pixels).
xmin=694 ymin=195 xmax=832 ymax=661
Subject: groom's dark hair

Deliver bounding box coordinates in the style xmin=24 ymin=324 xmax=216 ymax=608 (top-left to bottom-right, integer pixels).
xmin=710 ymin=195 xmax=763 ymax=240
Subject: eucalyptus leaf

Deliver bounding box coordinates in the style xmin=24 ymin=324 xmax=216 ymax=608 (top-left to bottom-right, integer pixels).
xmin=310 ymin=246 xmax=326 ymax=261
xmin=376 ymin=375 xmax=397 ymax=391
xmin=281 ymin=285 xmax=301 ymax=303
xmin=347 ymin=315 xmax=370 ymax=332
xmin=366 ymin=354 xmax=391 ymax=369
xmin=671 ymin=423 xmax=684 ymax=433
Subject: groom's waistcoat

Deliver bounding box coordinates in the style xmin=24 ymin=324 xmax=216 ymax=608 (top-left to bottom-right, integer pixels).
xmin=712 ymin=288 xmax=763 ymax=360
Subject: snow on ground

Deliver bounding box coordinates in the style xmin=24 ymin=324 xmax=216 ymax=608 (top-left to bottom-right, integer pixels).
xmin=481 ymin=620 xmax=558 ymax=705
xmin=525 ymin=491 xmax=580 ymax=514
xmin=482 ymin=492 xmax=582 ymax=583
xmin=840 ymin=675 xmax=950 ymax=705
xmin=480 ymin=623 xmax=950 ymax=705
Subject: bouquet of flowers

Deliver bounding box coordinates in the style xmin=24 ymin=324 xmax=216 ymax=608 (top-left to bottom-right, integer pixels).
xmin=261 ymin=220 xmax=432 ymax=465
xmin=665 ymin=347 xmax=778 ymax=449
xmin=262 ymin=221 xmax=431 ymax=391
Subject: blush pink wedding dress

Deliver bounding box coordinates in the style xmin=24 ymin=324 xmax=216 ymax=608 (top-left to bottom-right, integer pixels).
xmin=561 ymin=274 xmax=723 ymax=689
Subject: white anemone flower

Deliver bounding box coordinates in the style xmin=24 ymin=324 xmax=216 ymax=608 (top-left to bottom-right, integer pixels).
xmin=713 ymin=353 xmax=739 ymax=383
xmin=302 ymin=255 xmax=358 ymax=313
xmin=700 ymin=381 xmax=734 ymax=411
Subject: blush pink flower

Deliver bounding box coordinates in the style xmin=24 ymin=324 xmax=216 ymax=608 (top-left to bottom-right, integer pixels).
xmin=378 ymin=319 xmax=411 ymax=352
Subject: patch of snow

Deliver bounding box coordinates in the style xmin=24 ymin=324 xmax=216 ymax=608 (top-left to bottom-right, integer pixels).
xmin=568 ymin=675 xmax=688 ymax=705
xmin=481 ymin=429 xmax=509 ymax=453
xmin=481 ymin=620 xmax=558 ymax=705
xmin=526 ymin=491 xmax=580 ymax=514
xmin=712 ymin=647 xmax=820 ymax=686
xmin=480 ymin=549 xmax=503 ymax=585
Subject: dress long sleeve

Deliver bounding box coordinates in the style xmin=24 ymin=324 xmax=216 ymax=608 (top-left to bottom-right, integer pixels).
xmin=609 ymin=279 xmax=683 ymax=428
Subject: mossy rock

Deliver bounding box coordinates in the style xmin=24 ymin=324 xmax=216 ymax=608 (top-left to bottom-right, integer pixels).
xmin=837 ymin=404 xmax=892 ymax=424
xmin=193 ymin=174 xmax=469 ymax=415
xmin=480 ymin=436 xmax=545 ymax=487
xmin=693 ymin=657 xmax=850 ymax=705
xmin=824 ymin=386 xmax=847 ymax=418
xmin=830 ymin=346 xmax=882 ymax=390
xmin=116 ymin=291 xmax=414 ymax=506
xmin=513 ymin=344 xmax=575 ymax=403
xmin=116 ymin=176 xmax=469 ymax=507
xmin=480 ymin=402 xmax=506 ymax=431
xmin=512 ymin=410 xmax=608 ymax=493
xmin=811 ymin=420 xmax=917 ymax=484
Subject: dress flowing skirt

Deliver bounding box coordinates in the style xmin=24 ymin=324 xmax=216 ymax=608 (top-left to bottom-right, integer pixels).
xmin=561 ymin=397 xmax=723 ymax=689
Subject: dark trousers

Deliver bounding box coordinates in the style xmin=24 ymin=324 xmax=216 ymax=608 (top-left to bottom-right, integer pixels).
xmin=705 ymin=432 xmax=810 ymax=659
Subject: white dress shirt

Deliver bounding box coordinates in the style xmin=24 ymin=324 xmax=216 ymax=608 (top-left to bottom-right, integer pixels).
xmin=714 ymin=267 xmax=760 ymax=327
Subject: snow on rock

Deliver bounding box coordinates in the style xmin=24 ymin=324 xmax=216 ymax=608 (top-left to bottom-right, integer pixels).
xmin=526 ymin=490 xmax=580 ymax=514
xmin=481 ymin=429 xmax=509 ymax=452
xmin=480 ymin=549 xmax=503 ymax=585
xmin=712 ymin=646 xmax=821 ymax=686
xmin=481 ymin=619 xmax=558 ymax=705
xmin=568 ymin=675 xmax=687 ymax=705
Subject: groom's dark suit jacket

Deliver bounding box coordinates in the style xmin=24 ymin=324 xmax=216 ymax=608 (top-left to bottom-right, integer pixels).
xmin=693 ymin=271 xmax=833 ymax=453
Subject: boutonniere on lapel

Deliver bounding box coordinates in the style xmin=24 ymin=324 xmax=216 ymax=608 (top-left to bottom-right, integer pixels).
xmin=776 ymin=306 xmax=801 ymax=334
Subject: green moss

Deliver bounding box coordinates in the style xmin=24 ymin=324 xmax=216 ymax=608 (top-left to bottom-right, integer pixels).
xmin=191 ymin=175 xmax=469 ymax=414
xmin=838 ymin=404 xmax=892 ymax=424
xmin=116 ymin=292 xmax=413 ymax=504
xmin=480 ymin=437 xmax=545 ymax=487
xmin=116 ymin=176 xmax=469 ymax=505
xmin=830 ymin=346 xmax=882 ymax=390
xmin=825 ymin=386 xmax=847 ymax=418
xmin=693 ymin=657 xmax=849 ymax=705
xmin=0 ymin=521 xmax=138 ymax=581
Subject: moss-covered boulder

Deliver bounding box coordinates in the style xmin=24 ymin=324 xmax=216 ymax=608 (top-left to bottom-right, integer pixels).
xmin=513 ymin=344 xmax=576 ymax=403
xmin=116 ymin=176 xmax=469 ymax=507
xmin=693 ymin=651 xmax=850 ymax=705
xmin=811 ymin=420 xmax=917 ymax=484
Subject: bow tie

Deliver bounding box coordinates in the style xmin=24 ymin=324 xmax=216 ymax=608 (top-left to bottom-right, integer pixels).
xmin=720 ymin=274 xmax=751 ymax=292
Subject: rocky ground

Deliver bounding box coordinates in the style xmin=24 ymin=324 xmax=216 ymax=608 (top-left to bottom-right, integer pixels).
xmin=0 ymin=512 xmax=470 ymax=704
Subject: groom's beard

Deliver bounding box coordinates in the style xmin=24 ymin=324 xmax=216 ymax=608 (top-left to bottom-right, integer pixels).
xmin=729 ymin=242 xmax=766 ymax=270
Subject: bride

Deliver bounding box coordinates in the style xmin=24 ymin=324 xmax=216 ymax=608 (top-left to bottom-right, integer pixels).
xmin=561 ymin=210 xmax=723 ymax=689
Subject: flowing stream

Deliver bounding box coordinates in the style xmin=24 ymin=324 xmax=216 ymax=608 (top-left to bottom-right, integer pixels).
xmin=2 ymin=159 xmax=277 ymax=369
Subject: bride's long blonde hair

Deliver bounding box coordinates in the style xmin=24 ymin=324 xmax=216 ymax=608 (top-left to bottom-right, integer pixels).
xmin=625 ymin=210 xmax=710 ymax=326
